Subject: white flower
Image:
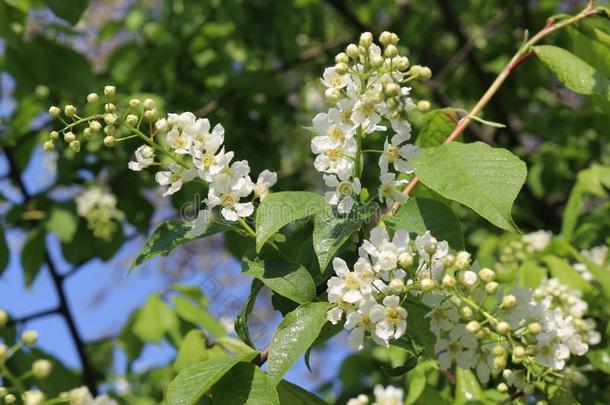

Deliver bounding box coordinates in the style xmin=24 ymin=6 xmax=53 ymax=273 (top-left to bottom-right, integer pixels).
xmin=128 ymin=145 xmax=155 ymax=171
xmin=312 ymin=109 xmax=356 ymax=149
xmin=534 ymin=332 xmax=570 ymax=370
xmin=522 ymin=230 xmax=552 ymax=252
xmin=327 ymin=258 xmax=372 ymax=305
xmin=323 ymin=174 xmax=361 ymax=214
xmin=22 ymin=391 xmax=45 ymax=405
xmin=372 ymin=385 xmax=404 ymax=405
xmin=312 ymin=136 xmax=357 ymax=178
xmin=347 ymin=395 xmax=369 ymax=405
xmin=423 ymin=294 xmax=459 ymax=336
xmin=377 ymin=172 xmax=407 ymax=206
xmin=360 ymin=227 xmax=410 ymax=272
xmin=378 ymin=139 xmax=419 ymax=174
xmin=345 ymin=298 xmax=379 ymax=350
xmin=254 ymin=170 xmax=277 ymax=200
xmin=68 ymin=387 xmax=93 ymax=405
xmin=351 ymin=89 xmax=384 ymax=133
xmin=499 ymin=289 xmax=537 ymax=328
xmin=369 ymin=295 xmax=408 ymax=345
xmin=435 ymin=324 xmax=478 ymax=370
xmin=473 ymin=349 xmax=494 ymax=384
xmin=75 ymin=187 xmax=119 ymax=218
xmin=321 ymin=66 xmax=349 ymax=89
xmin=187 ymin=208 xmax=212 ymax=238
xmin=155 ymin=163 xmax=198 ymax=196
xmin=415 ymin=231 xmax=449 ymax=263
xmin=166 ymin=125 xmax=193 ymax=154
xmin=207 ymin=161 xmax=254 ymax=221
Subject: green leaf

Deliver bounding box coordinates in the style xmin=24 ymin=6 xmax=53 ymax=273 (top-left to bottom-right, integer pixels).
xmin=211 ymin=362 xmax=279 ymax=405
xmin=568 ymin=20 xmax=610 ymax=77
xmin=415 ymin=110 xmax=457 ymax=147
xmin=587 ymin=349 xmax=610 ymax=374
xmin=173 ymin=296 xmax=227 ymax=338
xmin=255 ymin=191 xmax=326 ymax=252
xmin=276 ymin=379 xmax=328 ymax=405
xmin=0 ymin=227 xmax=9 ymax=276
xmin=235 ymin=280 xmax=264 ymax=348
xmin=401 ymin=301 xmax=436 ymax=359
xmin=542 ymin=255 xmax=591 ymax=294
xmin=515 ymin=260 xmax=547 ymax=289
xmin=312 ymin=202 xmax=363 ymax=271
xmin=45 ymin=207 xmax=77 ymax=243
xmin=267 ymin=302 xmax=331 ymax=386
xmin=131 ymin=220 xmax=227 ymax=269
xmin=166 ymin=352 xmax=257 ymax=405
xmin=381 ymin=356 xmax=418 ymax=377
xmin=547 ymin=385 xmax=579 ymax=405
xmin=173 ymin=330 xmax=209 ymax=373
xmin=44 ymin=0 xmax=89 ymax=24
xmin=21 ymin=228 xmax=45 ymax=287
xmin=533 ymin=45 xmax=610 ymax=112
xmin=414 ymin=142 xmax=526 ymax=232
xmin=241 ymin=253 xmax=316 ymax=304
xmin=384 ymin=197 xmax=464 ymax=250
xmin=133 ymin=294 xmax=180 ymax=343
xmin=454 ymin=368 xmax=484 ymax=405
xmin=405 ymin=362 xmax=428 ymax=405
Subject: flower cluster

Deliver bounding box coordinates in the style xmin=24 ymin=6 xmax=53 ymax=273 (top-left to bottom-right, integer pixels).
xmin=45 ymin=86 xmax=278 ymax=237
xmin=347 ymin=385 xmax=404 ymax=405
xmin=326 ymin=226 xmax=598 ymax=393
xmin=312 ymin=31 xmax=430 ymax=214
xmin=574 ymin=244 xmax=608 ymax=281
xmin=75 ymin=187 xmax=123 ymax=240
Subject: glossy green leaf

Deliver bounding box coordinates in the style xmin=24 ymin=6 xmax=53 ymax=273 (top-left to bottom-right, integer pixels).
xmin=173 ymin=330 xmax=209 ymax=373
xmin=454 ymin=368 xmax=484 ymax=405
xmin=21 ymin=228 xmax=45 ymax=287
xmin=568 ymin=19 xmax=610 ymax=77
xmin=276 ymin=379 xmax=328 ymax=405
xmin=405 ymin=362 xmax=428 ymax=405
xmin=542 ymin=255 xmax=592 ymax=294
xmin=384 ymin=197 xmax=464 ymax=250
xmin=415 ymin=109 xmax=457 ymax=147
xmin=241 ymin=253 xmax=316 ymax=304
xmin=235 ymin=279 xmax=264 ymax=348
xmin=211 ymin=362 xmax=279 ymax=405
xmin=414 ymin=142 xmax=526 ymax=232
xmin=173 ymin=296 xmax=227 ymax=338
xmin=267 ymin=302 xmax=331 ymax=386
xmin=166 ymin=352 xmax=257 ymax=405
xmin=255 ymin=191 xmax=325 ymax=252
xmin=44 ymin=0 xmax=89 ymax=24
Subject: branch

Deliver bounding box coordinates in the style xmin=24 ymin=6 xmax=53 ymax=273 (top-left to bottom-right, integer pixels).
xmin=386 ymin=3 xmax=603 ymax=217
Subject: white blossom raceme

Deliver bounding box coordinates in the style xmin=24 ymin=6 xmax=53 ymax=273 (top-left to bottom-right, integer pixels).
xmin=128 ymin=145 xmax=155 ymax=171
xmin=323 ymin=174 xmax=361 ymax=214
xmin=207 ymin=161 xmax=255 ymax=221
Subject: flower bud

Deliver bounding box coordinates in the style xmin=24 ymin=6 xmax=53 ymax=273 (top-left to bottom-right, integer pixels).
xmin=441 ymin=254 xmax=455 ymax=267
xmin=417 ymin=100 xmax=431 ymax=112
xmin=335 ymin=52 xmax=349 ymax=64
xmin=0 ymin=309 xmax=7 ymax=327
xmin=104 ymin=125 xmax=116 ymax=135
xmin=129 ymin=98 xmax=141 ymax=108
xmin=502 ymin=369 xmax=512 ymax=379
xmin=21 ymin=330 xmax=38 ymax=346
xmin=454 ymin=251 xmax=471 ymax=270
xmin=398 ymin=252 xmax=413 ymax=268
xmin=43 ymin=141 xmax=55 ymax=151
xmin=143 ymin=98 xmax=155 ymax=110
xmin=442 ymin=274 xmax=456 ymax=287
xmin=103 ymin=136 xmax=116 ymax=147
xmin=493 ymin=356 xmax=507 ymax=370
xmin=63 ymin=132 xmax=76 ymax=143
xmin=49 ymin=130 xmax=59 ymax=140
xmin=485 ymin=281 xmax=499 ymax=294
xmin=104 ymin=85 xmax=116 ymax=97
xmin=346 ymin=43 xmax=360 ymax=58
xmin=64 ymin=105 xmax=77 ymax=117
xmin=0 ymin=343 xmax=7 ymax=360
xmin=460 ymin=306 xmax=473 ymax=320
xmin=370 ymin=55 xmax=384 ymax=68
xmin=389 ymin=278 xmax=405 ymax=294
xmin=421 ymin=278 xmax=434 ymax=292
xmin=83 ymin=128 xmax=92 ymax=138
xmin=384 ymin=44 xmax=398 ymax=58
xmin=69 ymin=140 xmax=80 ymax=153
xmin=394 ymin=56 xmax=409 ymax=71
xmin=359 ymin=32 xmax=373 ymax=47
xmin=389 ymin=33 xmax=399 ymax=45
xmin=48 ymin=106 xmax=61 ymax=117
xmin=105 ymin=103 xmax=116 ymax=113
xmin=501 ymin=294 xmax=517 ymax=309
xmin=478 ymin=268 xmax=495 ymax=283
xmin=379 ymin=31 xmax=393 ymax=45
xmin=144 ymin=109 xmax=157 ymax=121
xmin=383 ymin=83 xmax=400 ymax=97
xmin=325 ymin=88 xmax=341 ymax=103
xmin=496 ymin=383 xmax=508 ymax=393
xmin=22 ymin=391 xmax=45 ymax=405
xmin=126 ymin=114 xmax=139 ymax=127
xmin=0 ymin=387 xmax=7 ymax=397
xmin=334 ymin=62 xmax=348 ymax=74
xmin=4 ymin=394 xmax=16 ymax=404
xmin=527 ymin=322 xmax=541 ymax=335
xmin=492 ymin=344 xmax=505 ymax=356
xmin=418 ymin=66 xmax=432 ymax=80
xmin=155 ymin=118 xmax=168 ymax=132
xmin=461 ymin=271 xmax=478 ymax=288
xmin=87 ymin=93 xmax=98 ymax=104
xmin=466 ymin=320 xmax=481 ymax=334
xmin=512 ymin=346 xmax=525 ymax=363
xmin=32 ymin=359 xmax=52 ymax=379
xmin=89 ymin=120 xmax=102 ymax=131
xmin=496 ymin=321 xmax=511 ymax=335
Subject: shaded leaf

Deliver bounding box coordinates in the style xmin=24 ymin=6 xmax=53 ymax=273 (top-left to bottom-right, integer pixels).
xmin=211 ymin=362 xmax=279 ymax=405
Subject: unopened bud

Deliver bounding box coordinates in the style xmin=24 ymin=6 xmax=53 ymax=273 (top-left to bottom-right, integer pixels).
xmin=105 ymin=103 xmax=116 ymax=113
xmin=103 ymin=136 xmax=116 ymax=147
xmin=346 ymin=44 xmax=360 ymax=58
xmin=384 ymin=44 xmax=398 ymax=58
xmin=43 ymin=141 xmax=55 ymax=151
xmin=143 ymin=98 xmax=155 ymax=110
xmin=126 ymin=114 xmax=138 ymax=127
xmin=389 ymin=278 xmax=405 ymax=294
xmin=384 ymin=83 xmax=400 ymax=97
xmin=63 ymin=132 xmax=76 ymax=143
xmin=325 ymin=88 xmax=341 ymax=103
xmin=466 ymin=320 xmax=481 ymax=334
xmin=89 ymin=120 xmax=102 ymax=131
xmin=528 ymin=322 xmax=542 ymax=335
xmin=83 ymin=128 xmax=92 ymax=138
xmin=512 ymin=346 xmax=525 ymax=363
xmin=359 ymin=32 xmax=373 ymax=47
xmin=485 ymin=281 xmax=499 ymax=294
xmin=32 ymin=359 xmax=52 ymax=379
xmin=394 ymin=56 xmax=409 ymax=71
xmin=104 ymin=113 xmax=117 ymax=125
xmin=496 ymin=383 xmax=508 ymax=393
xmin=379 ymin=31 xmax=393 ymax=45
xmin=418 ymin=66 xmax=432 ymax=80
xmin=49 ymin=131 xmax=59 ymax=140
xmin=48 ymin=106 xmax=61 ymax=117
xmin=398 ymin=252 xmax=413 ymax=268
xmin=461 ymin=270 xmax=478 ymax=288
xmin=104 ymin=125 xmax=115 ymax=135
xmin=64 ymin=105 xmax=77 ymax=117
xmin=493 ymin=356 xmax=507 ymax=370
xmin=441 ymin=254 xmax=455 ymax=267
xmin=69 ymin=140 xmax=80 ymax=153
xmin=502 ymin=369 xmax=512 ymax=379
xmin=502 ymin=294 xmax=517 ymax=309
xmin=335 ymin=52 xmax=349 ymax=64
xmin=460 ymin=306 xmax=473 ymax=319
xmin=144 ymin=109 xmax=157 ymax=121
xmin=0 ymin=387 xmax=7 ymax=397
xmin=370 ymin=55 xmax=384 ymax=68
xmin=21 ymin=330 xmax=38 ymax=346
xmin=496 ymin=321 xmax=511 ymax=335
xmin=4 ymin=393 xmax=15 ymax=404
xmin=334 ymin=63 xmax=348 ymax=74
xmin=104 ymin=85 xmax=116 ymax=97
xmin=442 ymin=274 xmax=456 ymax=287
xmin=420 ymin=278 xmax=434 ymax=292
xmin=455 ymin=251 xmax=471 ymax=270
xmin=479 ymin=268 xmax=495 ymax=283
xmin=87 ymin=93 xmax=98 ymax=104
xmin=129 ymin=98 xmax=141 ymax=108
